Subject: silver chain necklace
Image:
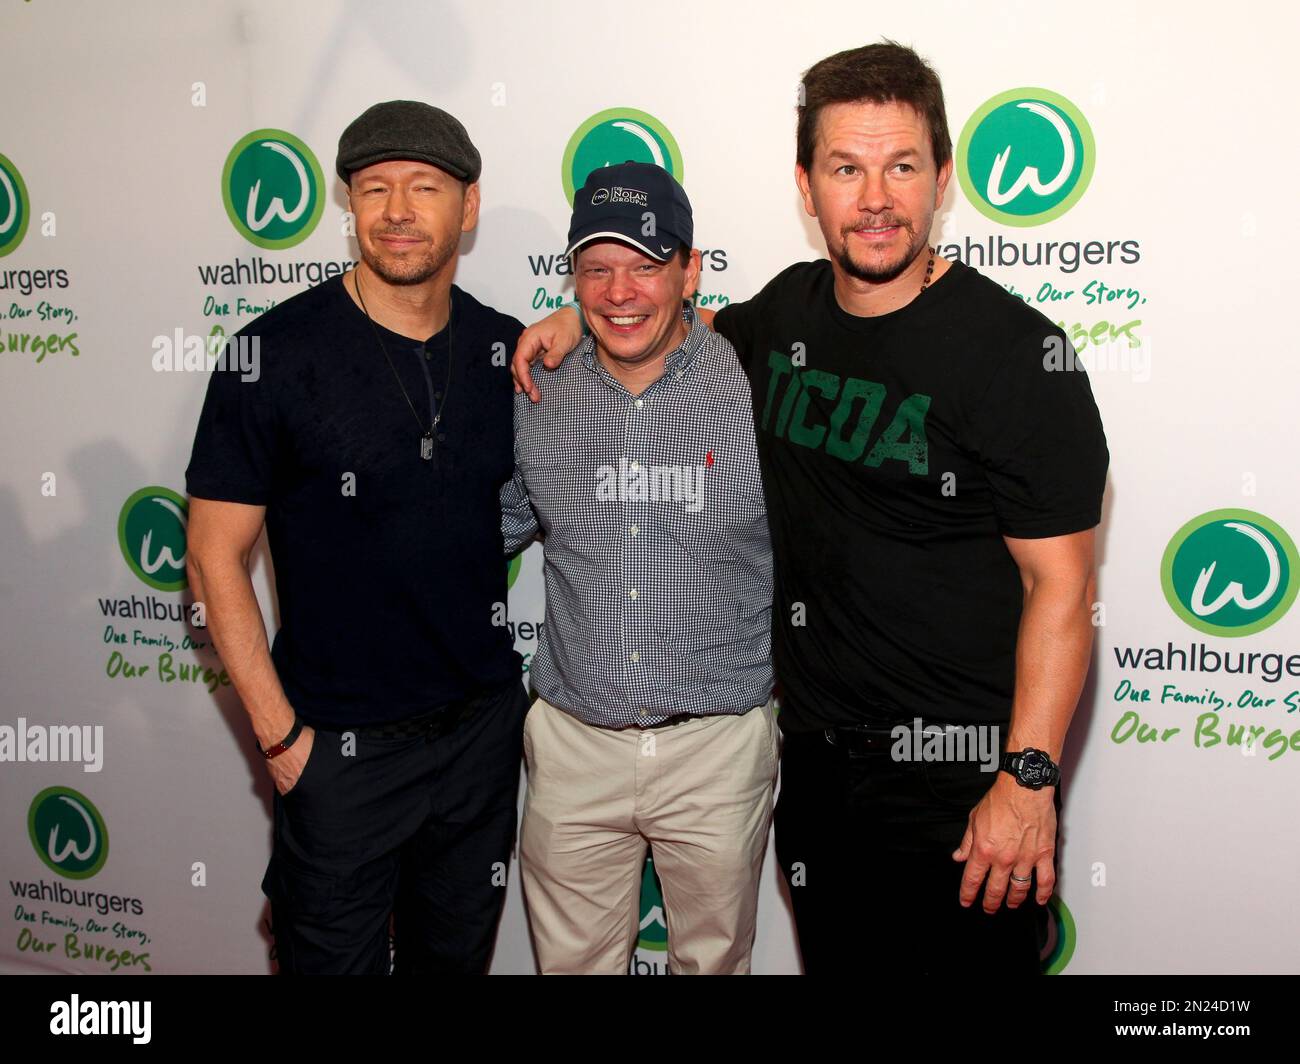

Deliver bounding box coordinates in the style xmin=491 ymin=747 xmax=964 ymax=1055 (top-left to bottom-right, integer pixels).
xmin=352 ymin=270 xmax=453 ymax=461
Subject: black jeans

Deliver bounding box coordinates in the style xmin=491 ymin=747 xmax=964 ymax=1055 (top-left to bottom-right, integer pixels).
xmin=263 ymin=679 xmax=528 ymax=974
xmin=774 ymin=724 xmax=1055 ymax=975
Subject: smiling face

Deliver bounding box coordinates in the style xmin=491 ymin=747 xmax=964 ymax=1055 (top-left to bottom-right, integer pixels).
xmin=796 ymin=99 xmax=951 ymax=285
xmin=574 ymin=240 xmax=700 ymax=373
xmin=348 ymin=159 xmax=479 ymax=285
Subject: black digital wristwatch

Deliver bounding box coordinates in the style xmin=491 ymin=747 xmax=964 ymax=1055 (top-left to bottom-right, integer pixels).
xmin=1000 ymin=747 xmax=1061 ymax=789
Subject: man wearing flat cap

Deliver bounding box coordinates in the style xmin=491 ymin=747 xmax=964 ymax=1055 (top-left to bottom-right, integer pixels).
xmin=500 ymin=162 xmax=777 ymax=974
xmin=186 ymin=100 xmax=530 ymax=974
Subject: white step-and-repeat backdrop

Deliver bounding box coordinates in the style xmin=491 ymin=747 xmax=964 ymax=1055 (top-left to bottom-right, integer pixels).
xmin=2 ymin=0 xmax=1297 ymax=974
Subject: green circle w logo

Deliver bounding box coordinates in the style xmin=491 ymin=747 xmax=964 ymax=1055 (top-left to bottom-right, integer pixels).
xmin=561 ymin=108 xmax=683 ymax=206
xmin=1039 ymin=895 xmax=1076 ymax=975
xmin=0 ymin=152 xmax=31 ymax=258
xmin=956 ymin=89 xmax=1094 ymax=226
xmin=1162 ymin=509 xmax=1298 ymax=637
xmin=118 ymin=486 xmax=189 ymax=592
xmin=221 ymin=128 xmax=325 ymax=249
xmin=28 ymin=787 xmax=109 ymax=879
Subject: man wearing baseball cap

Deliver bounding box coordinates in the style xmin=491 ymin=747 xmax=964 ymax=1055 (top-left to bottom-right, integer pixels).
xmin=500 ymin=162 xmax=777 ymax=974
xmin=512 ymin=43 xmax=1109 ymax=977
xmin=186 ymin=100 xmax=529 ymax=974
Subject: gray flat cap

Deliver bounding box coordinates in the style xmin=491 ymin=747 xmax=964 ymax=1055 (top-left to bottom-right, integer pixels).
xmin=336 ymin=100 xmax=481 ymax=184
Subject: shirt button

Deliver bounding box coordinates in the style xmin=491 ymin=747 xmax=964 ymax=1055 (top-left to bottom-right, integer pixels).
xmin=630 ymin=525 xmax=639 ymax=536
xmin=630 ymin=460 xmax=640 ymax=472
xmin=629 ymin=588 xmax=638 ymax=600
xmin=635 ymin=398 xmax=644 ymax=409
xmin=674 ymin=370 xmax=683 ymax=379
xmin=631 ymin=651 xmax=640 ymax=663
xmin=423 ymin=348 xmax=432 ymax=361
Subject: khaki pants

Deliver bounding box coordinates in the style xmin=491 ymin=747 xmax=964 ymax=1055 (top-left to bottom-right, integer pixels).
xmin=520 ymin=697 xmax=778 ymax=974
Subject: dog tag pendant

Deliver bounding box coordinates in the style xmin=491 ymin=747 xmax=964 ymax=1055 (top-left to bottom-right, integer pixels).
xmin=420 ymin=432 xmax=434 ymax=461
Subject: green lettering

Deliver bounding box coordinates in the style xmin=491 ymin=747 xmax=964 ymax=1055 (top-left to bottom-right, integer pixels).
xmin=773 ymin=364 xmax=803 ymax=439
xmin=762 ymin=350 xmax=794 ymax=431
xmin=787 ymin=370 xmax=840 ymax=449
xmin=864 ymin=393 xmax=931 ymax=474
xmin=826 ymin=377 xmax=885 ymax=461
xmin=1193 ymin=712 xmax=1221 ymax=748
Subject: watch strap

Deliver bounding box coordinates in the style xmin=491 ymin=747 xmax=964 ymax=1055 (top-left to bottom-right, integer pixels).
xmin=258 ymin=717 xmax=304 ymax=760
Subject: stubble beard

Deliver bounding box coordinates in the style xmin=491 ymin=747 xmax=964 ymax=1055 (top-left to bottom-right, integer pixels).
xmin=832 ymin=215 xmax=931 ymax=285
xmin=361 ymin=231 xmax=458 ymax=287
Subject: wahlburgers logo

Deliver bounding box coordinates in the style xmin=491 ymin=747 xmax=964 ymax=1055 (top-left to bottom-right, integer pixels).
xmin=118 ymin=487 xmax=188 ymax=592
xmin=956 ymin=89 xmax=1094 ymax=226
xmin=561 ymin=108 xmax=683 ymax=206
xmin=221 ymin=129 xmax=325 ymax=249
xmin=28 ymin=787 xmax=108 ymax=879
xmin=636 ymin=854 xmax=668 ymax=952
xmin=1039 ymin=895 xmax=1076 ymax=975
xmin=0 ymin=151 xmax=30 ymax=257
xmin=1162 ymin=509 xmax=1298 ymax=637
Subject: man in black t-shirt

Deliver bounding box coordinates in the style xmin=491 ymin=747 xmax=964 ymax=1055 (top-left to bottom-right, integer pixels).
xmin=186 ymin=101 xmax=529 ymax=974
xmin=513 ymin=44 xmax=1108 ymax=974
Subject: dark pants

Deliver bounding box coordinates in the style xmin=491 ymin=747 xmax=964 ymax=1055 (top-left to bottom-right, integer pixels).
xmin=263 ymin=680 xmax=528 ymax=975
xmin=774 ymin=724 xmax=1055 ymax=975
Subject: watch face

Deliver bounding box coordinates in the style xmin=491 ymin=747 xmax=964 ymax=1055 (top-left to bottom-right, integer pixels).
xmin=1020 ymin=750 xmax=1050 ymax=786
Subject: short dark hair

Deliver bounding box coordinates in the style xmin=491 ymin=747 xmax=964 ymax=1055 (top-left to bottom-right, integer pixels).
xmin=796 ymin=41 xmax=952 ymax=175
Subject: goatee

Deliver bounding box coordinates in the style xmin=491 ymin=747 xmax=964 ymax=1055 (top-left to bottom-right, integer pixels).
xmin=361 ymin=236 xmax=457 ymax=286
xmin=834 ymin=220 xmax=928 ymax=284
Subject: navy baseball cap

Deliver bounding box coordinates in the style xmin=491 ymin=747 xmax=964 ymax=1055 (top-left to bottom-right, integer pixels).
xmin=565 ymin=161 xmax=693 ymax=262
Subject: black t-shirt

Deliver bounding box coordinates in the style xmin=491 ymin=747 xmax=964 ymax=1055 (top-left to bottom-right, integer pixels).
xmin=185 ymin=275 xmax=524 ymax=727
xmin=714 ymin=259 xmax=1108 ymax=731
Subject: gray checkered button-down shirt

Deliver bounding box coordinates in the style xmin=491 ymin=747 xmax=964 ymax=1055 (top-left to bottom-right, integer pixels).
xmin=502 ymin=304 xmax=774 ymax=728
